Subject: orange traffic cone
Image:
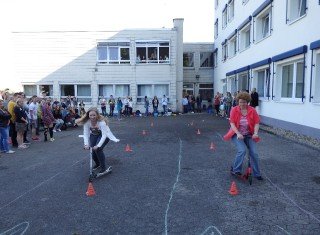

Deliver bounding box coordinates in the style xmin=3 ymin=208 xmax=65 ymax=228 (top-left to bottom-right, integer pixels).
xmin=125 ymin=144 xmax=132 ymax=152
xmin=229 ymin=181 xmax=239 ymax=196
xmin=210 ymin=142 xmax=216 ymax=150
xmin=142 ymin=130 xmax=147 ymax=135
xmin=86 ymin=182 xmax=96 ymax=196
xmin=197 ymin=129 xmax=201 ymax=135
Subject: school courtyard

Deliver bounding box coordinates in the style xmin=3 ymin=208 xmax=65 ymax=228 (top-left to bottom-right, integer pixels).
xmin=0 ymin=114 xmax=319 ymax=234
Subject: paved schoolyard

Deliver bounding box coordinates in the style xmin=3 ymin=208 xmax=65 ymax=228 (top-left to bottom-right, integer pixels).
xmin=0 ymin=113 xmax=319 ymax=234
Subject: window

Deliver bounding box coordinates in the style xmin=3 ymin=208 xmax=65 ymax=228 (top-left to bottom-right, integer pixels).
xmin=77 ymin=85 xmax=91 ymax=102
xmin=229 ymin=76 xmax=237 ymax=93
xmin=97 ymin=42 xmax=130 ymax=64
xmin=312 ymin=52 xmax=320 ymax=102
xmin=137 ymin=84 xmax=169 ymax=102
xmin=99 ymin=84 xmax=130 ymax=98
xmin=200 ymin=52 xmax=214 ymax=68
xmin=254 ymin=6 xmax=272 ymax=42
xmin=183 ymin=84 xmax=194 ymax=96
xmin=214 ymin=50 xmax=218 ymax=68
xmin=136 ymin=41 xmax=170 ymax=64
xmin=61 ymin=85 xmax=91 ymax=102
xmin=39 ymin=85 xmax=53 ymax=97
xmin=277 ymin=60 xmax=304 ymax=99
xmin=183 ymin=53 xmax=194 ymax=67
xmin=228 ymin=0 xmax=235 ymax=22
xmin=222 ymin=43 xmax=228 ymax=61
xmin=199 ymin=84 xmax=213 ymax=101
xmin=215 ymin=0 xmax=219 ymax=9
xmin=60 ymin=85 xmax=75 ymax=97
xmin=115 ymin=85 xmax=130 ymax=98
xmin=238 ymin=73 xmax=248 ymax=91
xmin=253 ymin=68 xmax=270 ymax=98
xmin=222 ymin=7 xmax=228 ymax=29
xmin=239 ymin=25 xmax=251 ymax=51
xmin=228 ymin=36 xmax=237 ymax=57
xmin=287 ymin=0 xmax=307 ymax=23
xmin=23 ymin=85 xmax=37 ymax=97
xmin=214 ymin=19 xmax=219 ymax=39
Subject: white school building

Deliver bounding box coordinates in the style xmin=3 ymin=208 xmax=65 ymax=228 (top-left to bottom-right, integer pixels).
xmin=12 ymin=19 xmax=214 ymax=113
xmin=213 ymin=0 xmax=320 ymax=139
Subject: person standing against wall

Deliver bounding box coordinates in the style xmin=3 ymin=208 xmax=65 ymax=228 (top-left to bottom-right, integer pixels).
xmin=144 ymin=96 xmax=149 ymax=116
xmin=99 ymin=96 xmax=107 ymax=117
xmin=250 ymin=88 xmax=259 ymax=110
xmin=161 ymin=95 xmax=168 ymax=115
xmin=108 ymin=95 xmax=115 ymax=117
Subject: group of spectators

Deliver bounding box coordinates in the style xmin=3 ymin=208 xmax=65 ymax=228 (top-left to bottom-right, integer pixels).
xmin=0 ymin=90 xmax=81 ymax=155
xmin=213 ymin=88 xmax=259 ymax=118
xmin=99 ymin=95 xmax=169 ymax=118
xmin=180 ymin=88 xmax=259 ymax=118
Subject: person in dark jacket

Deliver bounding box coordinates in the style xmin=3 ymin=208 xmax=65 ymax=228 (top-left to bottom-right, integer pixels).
xmin=0 ymin=99 xmax=15 ymax=153
xmin=14 ymin=98 xmax=29 ymax=149
xmin=250 ymin=88 xmax=259 ymax=108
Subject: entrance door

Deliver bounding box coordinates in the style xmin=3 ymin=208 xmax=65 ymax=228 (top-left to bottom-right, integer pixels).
xmin=183 ymin=83 xmax=194 ymax=97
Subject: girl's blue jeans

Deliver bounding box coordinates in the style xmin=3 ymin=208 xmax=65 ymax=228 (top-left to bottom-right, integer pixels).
xmin=231 ymin=134 xmax=261 ymax=177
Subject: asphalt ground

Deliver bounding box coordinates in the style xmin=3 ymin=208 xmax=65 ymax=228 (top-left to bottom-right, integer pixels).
xmin=0 ymin=113 xmax=320 ymax=234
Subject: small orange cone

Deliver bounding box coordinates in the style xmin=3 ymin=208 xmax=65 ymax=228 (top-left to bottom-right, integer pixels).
xmin=125 ymin=144 xmax=132 ymax=152
xmin=142 ymin=130 xmax=147 ymax=135
xmin=210 ymin=142 xmax=216 ymax=150
xmin=229 ymin=181 xmax=239 ymax=196
xmin=86 ymin=182 xmax=96 ymax=196
xmin=197 ymin=129 xmax=201 ymax=135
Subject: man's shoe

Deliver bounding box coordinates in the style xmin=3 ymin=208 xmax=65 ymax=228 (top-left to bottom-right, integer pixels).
xmin=23 ymin=140 xmax=31 ymax=144
xmin=255 ymin=176 xmax=264 ymax=181
xmin=99 ymin=168 xmax=107 ymax=174
xmin=93 ymin=165 xmax=100 ymax=171
xmin=5 ymin=150 xmax=15 ymax=154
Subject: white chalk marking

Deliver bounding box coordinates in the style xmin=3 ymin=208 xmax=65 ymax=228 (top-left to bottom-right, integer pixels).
xmin=215 ymin=131 xmax=224 ymax=141
xmin=201 ymin=225 xmax=223 ymax=235
xmin=0 ymin=157 xmax=86 ymax=211
xmin=163 ymin=139 xmax=223 ymax=235
xmin=276 ymin=225 xmax=291 ymax=235
xmin=164 ymin=138 xmax=182 ymax=235
xmin=0 ymin=221 xmax=29 ymax=235
xmin=265 ymin=174 xmax=320 ymax=224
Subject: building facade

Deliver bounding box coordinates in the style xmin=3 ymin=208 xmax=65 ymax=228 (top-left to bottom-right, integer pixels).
xmin=214 ymin=0 xmax=320 ymax=139
xmin=13 ymin=19 xmax=214 ymax=113
xmin=183 ymin=43 xmax=214 ymax=106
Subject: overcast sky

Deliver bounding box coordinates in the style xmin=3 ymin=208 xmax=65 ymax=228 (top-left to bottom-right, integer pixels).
xmin=0 ymin=0 xmax=214 ymax=89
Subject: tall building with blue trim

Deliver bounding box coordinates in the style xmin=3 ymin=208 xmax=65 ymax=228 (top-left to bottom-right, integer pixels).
xmin=214 ymin=0 xmax=320 ymax=139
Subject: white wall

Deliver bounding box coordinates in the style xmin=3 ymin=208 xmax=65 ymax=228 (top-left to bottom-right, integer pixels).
xmin=13 ymin=23 xmax=183 ymax=112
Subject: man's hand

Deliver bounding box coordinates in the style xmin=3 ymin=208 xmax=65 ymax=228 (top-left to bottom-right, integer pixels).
xmin=84 ymin=145 xmax=90 ymax=150
xmin=236 ymin=133 xmax=244 ymax=140
xmin=92 ymin=146 xmax=99 ymax=151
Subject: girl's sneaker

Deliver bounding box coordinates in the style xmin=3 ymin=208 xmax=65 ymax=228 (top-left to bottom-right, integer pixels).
xmin=18 ymin=145 xmax=28 ymax=149
xmin=50 ymin=138 xmax=55 ymax=142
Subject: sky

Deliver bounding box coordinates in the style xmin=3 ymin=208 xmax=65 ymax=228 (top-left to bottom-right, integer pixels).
xmin=0 ymin=0 xmax=214 ymax=90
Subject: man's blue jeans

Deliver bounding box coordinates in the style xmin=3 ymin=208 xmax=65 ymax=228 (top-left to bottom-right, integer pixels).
xmin=231 ymin=135 xmax=261 ymax=177
xmin=0 ymin=126 xmax=10 ymax=152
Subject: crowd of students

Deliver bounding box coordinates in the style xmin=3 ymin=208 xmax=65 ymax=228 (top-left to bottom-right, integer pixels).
xmin=0 ymin=91 xmax=81 ymax=155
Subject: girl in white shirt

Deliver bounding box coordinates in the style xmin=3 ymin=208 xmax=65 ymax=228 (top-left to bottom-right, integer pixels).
xmin=77 ymin=107 xmax=119 ymax=173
